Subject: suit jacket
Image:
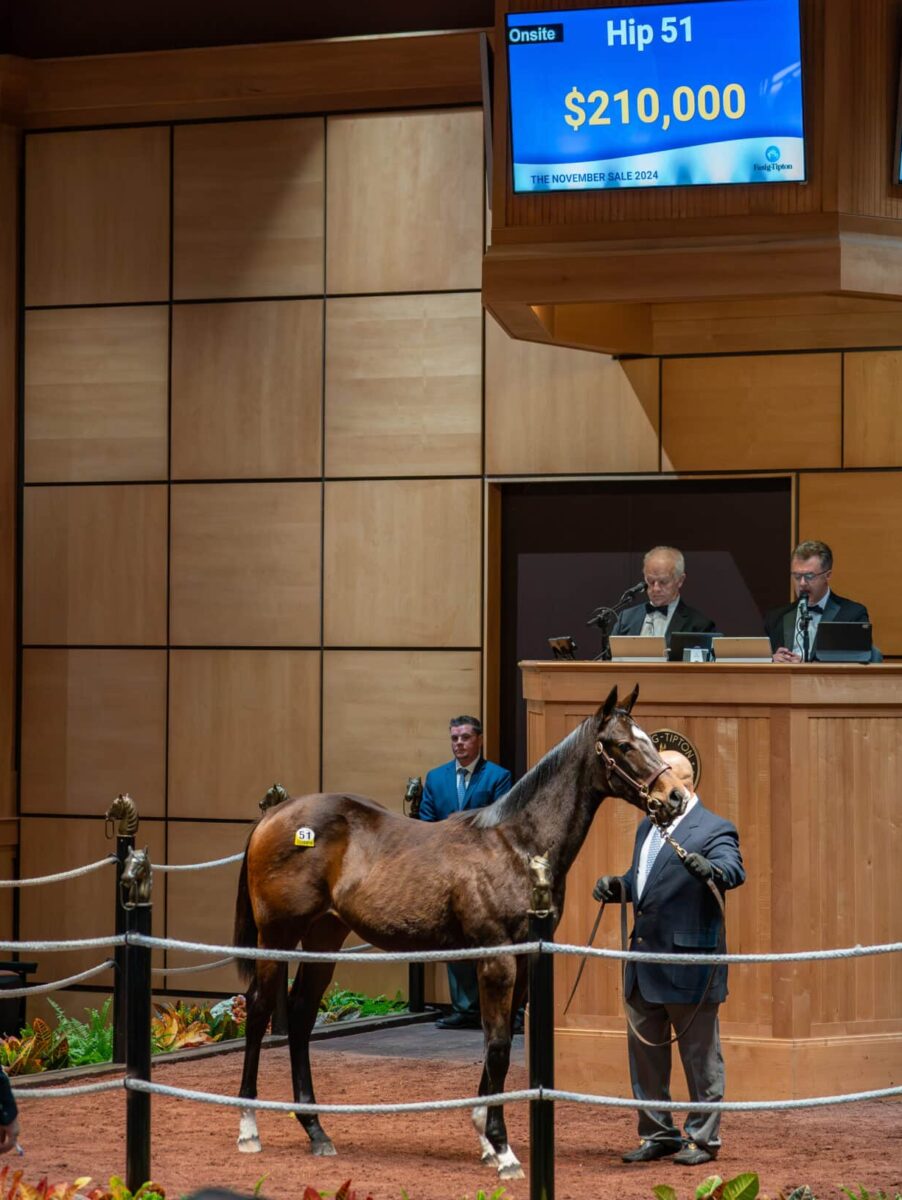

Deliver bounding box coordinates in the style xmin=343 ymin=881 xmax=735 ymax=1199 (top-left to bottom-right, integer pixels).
xmin=611 ymin=598 xmax=716 ymax=648
xmin=620 ymin=801 xmax=745 ymax=1005
xmin=764 ymin=592 xmax=881 ymax=660
xmin=419 ymin=757 xmax=512 ymax=822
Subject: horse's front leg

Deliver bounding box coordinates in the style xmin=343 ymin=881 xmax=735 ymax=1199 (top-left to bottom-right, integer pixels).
xmin=471 ymin=954 xmax=525 ymax=1181
xmin=288 ymin=914 xmax=348 ymax=1156
xmin=237 ymin=959 xmax=284 ymax=1152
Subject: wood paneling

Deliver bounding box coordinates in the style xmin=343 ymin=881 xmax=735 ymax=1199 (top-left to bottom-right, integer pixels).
xmin=164 ymin=821 xmax=249 ymax=994
xmin=23 ymin=484 xmax=168 ymax=646
xmin=322 ymin=650 xmax=482 ymax=809
xmin=168 ymin=650 xmax=320 ymax=820
xmin=662 ymin=354 xmax=842 ymax=471
xmin=24 ymin=307 xmax=169 ymax=483
xmin=173 ymin=118 xmax=324 ymax=300
xmin=0 ymin=124 xmax=17 ymax=821
xmin=799 ymin=471 xmax=902 ymax=656
xmin=326 ymin=109 xmax=483 ymax=294
xmin=171 ymin=300 xmax=323 ymax=480
xmin=324 ymin=479 xmax=481 ymax=647
xmin=325 ymin=293 xmax=482 ymax=478
xmin=18 ymin=817 xmax=166 ymax=986
xmin=169 ymin=482 xmax=321 ymax=646
xmin=844 ymin=351 xmax=902 ymax=467
xmin=23 ymin=33 xmax=483 ymax=128
xmin=485 ymin=318 xmax=660 ymax=475
xmin=21 ymin=649 xmax=166 ymax=817
xmin=25 ymin=127 xmax=169 ymax=306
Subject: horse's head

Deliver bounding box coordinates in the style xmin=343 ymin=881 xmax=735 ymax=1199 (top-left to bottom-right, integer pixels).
xmin=593 ymin=685 xmax=688 ymax=825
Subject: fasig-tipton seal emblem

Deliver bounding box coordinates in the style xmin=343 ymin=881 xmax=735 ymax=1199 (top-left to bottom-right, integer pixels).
xmin=651 ymin=729 xmax=701 ymax=790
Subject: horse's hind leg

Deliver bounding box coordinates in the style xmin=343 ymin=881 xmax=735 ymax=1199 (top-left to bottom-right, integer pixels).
xmin=237 ymin=958 xmax=285 ymax=1152
xmin=288 ymin=913 xmax=350 ymax=1157
xmin=471 ymin=954 xmax=525 ymax=1181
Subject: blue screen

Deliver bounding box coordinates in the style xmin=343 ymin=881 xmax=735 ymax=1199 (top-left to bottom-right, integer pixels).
xmin=506 ymin=0 xmax=805 ymax=192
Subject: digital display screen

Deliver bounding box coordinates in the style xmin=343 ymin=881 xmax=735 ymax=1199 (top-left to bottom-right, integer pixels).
xmin=506 ymin=0 xmax=805 ymax=192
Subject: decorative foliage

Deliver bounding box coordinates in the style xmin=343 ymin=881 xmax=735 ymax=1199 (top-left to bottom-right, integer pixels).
xmin=0 ymin=1017 xmax=70 ymax=1076
xmin=299 ymin=1183 xmax=374 ymax=1200
xmin=0 ymin=1168 xmax=164 ymax=1200
xmin=316 ymin=985 xmax=407 ymax=1024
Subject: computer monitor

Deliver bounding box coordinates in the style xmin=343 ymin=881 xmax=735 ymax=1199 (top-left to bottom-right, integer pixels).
xmin=668 ymin=631 xmax=717 ymax=663
xmin=812 ymin=621 xmax=873 ymax=664
xmin=610 ymin=635 xmax=666 ymax=662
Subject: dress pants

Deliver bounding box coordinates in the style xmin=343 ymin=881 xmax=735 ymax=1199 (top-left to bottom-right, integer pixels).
xmin=447 ymin=960 xmax=480 ymax=1017
xmin=625 ymin=985 xmax=725 ymax=1152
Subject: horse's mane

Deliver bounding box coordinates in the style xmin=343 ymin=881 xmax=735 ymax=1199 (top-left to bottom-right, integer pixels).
xmin=466 ymin=718 xmax=590 ymax=830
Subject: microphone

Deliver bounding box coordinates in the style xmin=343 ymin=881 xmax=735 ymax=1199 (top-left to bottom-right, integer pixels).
xmin=621 ymin=581 xmax=647 ymax=601
xmin=798 ymin=594 xmax=809 ymax=620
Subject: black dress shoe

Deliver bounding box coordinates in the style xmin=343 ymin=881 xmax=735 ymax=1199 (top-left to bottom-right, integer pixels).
xmin=511 ymin=1014 xmax=525 ymax=1035
xmin=621 ymin=1140 xmax=682 ymax=1163
xmin=673 ymin=1142 xmax=715 ymax=1166
xmin=435 ymin=1011 xmax=481 ymax=1029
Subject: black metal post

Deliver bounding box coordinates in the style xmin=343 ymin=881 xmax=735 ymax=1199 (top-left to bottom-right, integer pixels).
xmin=528 ymin=906 xmax=555 ymax=1200
xmin=125 ymin=874 xmax=152 ymax=1192
xmin=113 ymin=831 xmax=134 ymax=1062
xmin=407 ymin=962 xmax=425 ymax=1013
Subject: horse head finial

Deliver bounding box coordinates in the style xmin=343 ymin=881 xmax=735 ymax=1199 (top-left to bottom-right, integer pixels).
xmin=120 ymin=846 xmax=153 ymax=909
xmin=105 ymin=793 xmax=139 ymax=839
xmin=259 ymin=783 xmax=290 ymax=814
xmin=403 ymin=777 xmax=423 ymax=819
xmin=528 ymin=852 xmax=554 ymax=915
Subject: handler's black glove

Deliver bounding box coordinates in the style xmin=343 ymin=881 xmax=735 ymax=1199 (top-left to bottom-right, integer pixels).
xmin=592 ymin=875 xmax=622 ymax=902
xmin=682 ymin=852 xmax=717 ymax=882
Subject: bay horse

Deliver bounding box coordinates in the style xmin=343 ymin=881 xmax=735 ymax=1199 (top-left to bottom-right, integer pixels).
xmin=232 ymin=684 xmax=686 ymax=1179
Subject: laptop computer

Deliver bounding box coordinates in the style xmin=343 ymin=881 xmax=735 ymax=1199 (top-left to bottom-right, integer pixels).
xmin=609 ymin=635 xmax=667 ymax=663
xmin=812 ymin=621 xmax=873 ymax=663
xmin=713 ymin=636 xmax=773 ymax=663
xmin=668 ymin=631 xmax=718 ymax=663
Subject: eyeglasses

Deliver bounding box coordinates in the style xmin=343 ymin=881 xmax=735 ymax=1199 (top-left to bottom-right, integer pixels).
xmin=790 ymin=569 xmax=830 ymax=583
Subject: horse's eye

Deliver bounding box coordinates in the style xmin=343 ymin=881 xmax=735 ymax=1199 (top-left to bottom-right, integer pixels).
xmin=616 ymin=741 xmax=631 ymax=753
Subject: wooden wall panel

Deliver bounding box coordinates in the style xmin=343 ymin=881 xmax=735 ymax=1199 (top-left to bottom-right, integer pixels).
xmin=24 ymin=307 xmax=169 ymax=483
xmin=844 ymin=351 xmax=902 ymax=468
xmin=799 ymin=471 xmax=902 ymax=655
xmin=0 ymin=124 xmax=17 ymax=823
xmin=23 ymin=484 xmax=168 ymax=646
xmin=662 ymin=354 xmax=842 ymax=471
xmin=171 ymin=300 xmax=323 ymax=480
xmin=169 ymin=482 xmax=321 ymax=646
xmin=173 ymin=118 xmax=324 ymax=300
xmin=25 ymin=127 xmax=169 ymax=306
xmin=326 ymin=109 xmax=483 ymax=294
xmin=21 ymin=649 xmax=166 ymax=817
xmin=324 ymin=479 xmax=481 ymax=647
xmin=168 ymin=650 xmax=320 ymax=820
xmin=322 ymin=650 xmax=482 ymax=809
xmin=18 ymin=817 xmax=166 ymax=986
xmin=324 ymin=293 xmax=482 ymax=478
xmin=164 ymin=821 xmax=248 ymax=994
xmin=485 ymin=318 xmax=660 ymax=475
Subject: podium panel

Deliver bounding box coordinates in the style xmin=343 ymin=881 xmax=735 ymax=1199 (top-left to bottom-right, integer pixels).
xmin=521 ymin=661 xmax=902 ymax=1099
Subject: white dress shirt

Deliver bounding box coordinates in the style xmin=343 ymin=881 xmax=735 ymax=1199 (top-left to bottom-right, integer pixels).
xmin=636 ymin=792 xmax=698 ymax=897
xmin=792 ymin=589 xmax=831 ymax=660
xmin=641 ymin=597 xmax=679 ymax=638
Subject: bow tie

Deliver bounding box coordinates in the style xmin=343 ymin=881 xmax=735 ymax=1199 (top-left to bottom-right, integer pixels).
xmin=645 ymin=603 xmax=669 ymax=616
xmin=802 ymin=602 xmax=824 ymax=615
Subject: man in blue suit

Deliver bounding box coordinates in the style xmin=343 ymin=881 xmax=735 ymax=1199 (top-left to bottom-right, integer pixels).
xmin=594 ymin=749 xmax=745 ymax=1166
xmin=420 ymin=716 xmax=512 ymax=1029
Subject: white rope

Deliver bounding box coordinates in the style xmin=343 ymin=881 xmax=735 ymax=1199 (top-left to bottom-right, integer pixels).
xmin=127 ymin=1078 xmax=537 ymax=1114
xmin=0 ymin=936 xmax=124 ymax=952
xmin=0 ymin=959 xmax=115 ymax=998
xmin=151 ymin=957 xmax=234 ymax=977
xmin=549 ymin=939 xmax=902 ymax=964
xmin=544 ymin=1085 xmax=902 ymax=1111
xmin=0 ymin=857 xmax=116 ymax=888
xmin=12 ymin=1078 xmax=124 ymax=1100
xmin=154 ymin=853 xmax=244 ymax=873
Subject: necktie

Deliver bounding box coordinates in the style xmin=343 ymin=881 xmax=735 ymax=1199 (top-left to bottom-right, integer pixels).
xmin=642 ymin=827 xmax=665 ymax=893
xmin=645 ymin=603 xmax=668 ymax=615
xmin=456 ymin=767 xmax=467 ymax=808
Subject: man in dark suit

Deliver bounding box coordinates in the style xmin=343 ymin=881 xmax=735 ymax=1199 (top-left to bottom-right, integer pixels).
xmin=765 ymin=539 xmax=878 ymax=662
xmin=420 ymin=716 xmax=512 ymax=1029
xmin=593 ymin=749 xmax=745 ymax=1166
xmin=611 ymin=546 xmax=716 ymax=648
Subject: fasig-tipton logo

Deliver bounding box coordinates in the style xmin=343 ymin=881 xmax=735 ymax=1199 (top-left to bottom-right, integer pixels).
xmin=507 ymin=23 xmax=564 ymax=44
xmin=755 ymin=144 xmax=792 ymax=172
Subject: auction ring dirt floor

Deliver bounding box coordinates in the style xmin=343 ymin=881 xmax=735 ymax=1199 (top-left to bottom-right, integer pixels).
xmin=15 ymin=1020 xmax=902 ymax=1200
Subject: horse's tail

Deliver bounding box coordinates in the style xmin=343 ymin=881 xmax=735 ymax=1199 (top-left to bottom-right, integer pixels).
xmin=233 ymin=837 xmax=258 ymax=983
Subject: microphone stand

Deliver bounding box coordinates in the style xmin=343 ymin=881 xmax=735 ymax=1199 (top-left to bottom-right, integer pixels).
xmin=586 ymin=585 xmax=646 ymax=662
xmin=799 ymin=599 xmax=812 ymax=663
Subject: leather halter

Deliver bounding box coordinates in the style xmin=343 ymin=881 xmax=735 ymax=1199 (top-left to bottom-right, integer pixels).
xmin=594 ymin=738 xmax=674 ymax=825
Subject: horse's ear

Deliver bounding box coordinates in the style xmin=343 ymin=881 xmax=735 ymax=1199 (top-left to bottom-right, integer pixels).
xmin=622 ymin=684 xmax=640 ymax=714
xmin=597 ymin=685 xmax=619 ymax=725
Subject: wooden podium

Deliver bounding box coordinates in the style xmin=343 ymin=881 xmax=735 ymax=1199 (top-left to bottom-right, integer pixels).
xmin=521 ymin=661 xmax=902 ymax=1099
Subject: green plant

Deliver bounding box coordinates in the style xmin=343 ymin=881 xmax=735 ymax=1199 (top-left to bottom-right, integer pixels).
xmin=317 ymin=985 xmax=407 ymax=1024
xmin=46 ymin=997 xmax=114 ymax=1066
xmin=299 ymin=1183 xmax=374 ymax=1200
xmin=841 ymin=1189 xmax=902 ymax=1200
xmin=654 ymin=1172 xmax=759 ymax=1200
xmin=459 ymin=1189 xmax=510 ymax=1200
xmin=0 ymin=1168 xmax=165 ymax=1200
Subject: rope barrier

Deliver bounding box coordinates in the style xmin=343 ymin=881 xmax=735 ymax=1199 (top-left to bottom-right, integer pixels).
xmin=0 ymin=857 xmax=116 ymax=888
xmin=0 ymin=959 xmax=116 ymax=998
xmin=0 ymin=936 xmax=124 ymax=952
xmin=543 ymin=1085 xmax=902 ymax=1111
xmin=154 ymin=854 xmax=244 ymax=873
xmin=549 ymin=938 xmax=902 ymax=964
xmin=12 ymin=1079 xmax=125 ymax=1100
xmin=151 ymin=958 xmax=234 ymax=977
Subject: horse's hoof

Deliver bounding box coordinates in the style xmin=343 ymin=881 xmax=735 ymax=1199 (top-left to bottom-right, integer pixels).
xmin=237 ymin=1137 xmax=262 ymax=1154
xmin=495 ymin=1147 xmax=524 ymax=1179
xmin=480 ymin=1147 xmax=499 ymax=1167
xmin=311 ymin=1140 xmax=337 ymax=1157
